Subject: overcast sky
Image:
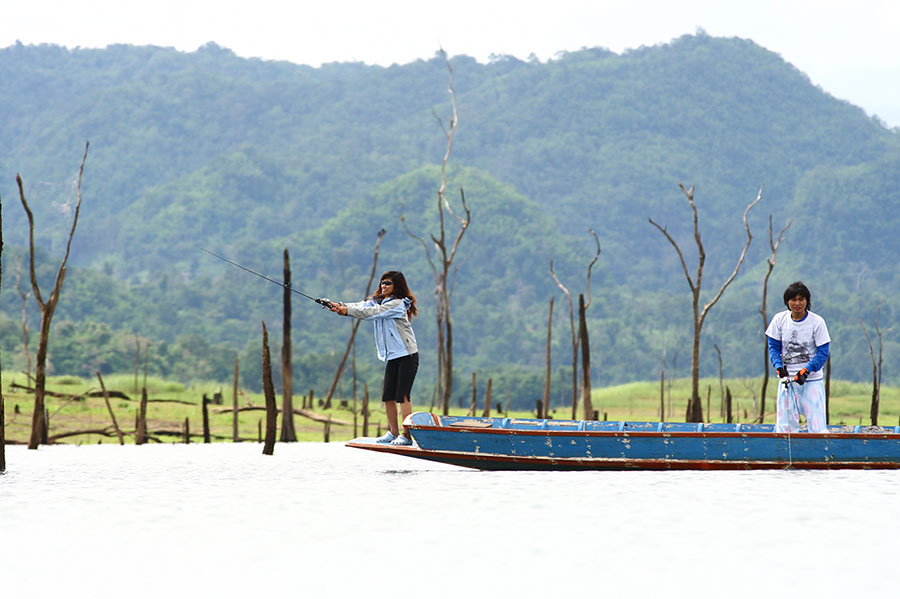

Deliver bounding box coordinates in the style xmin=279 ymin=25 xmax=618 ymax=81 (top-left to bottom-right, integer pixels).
xmin=4 ymin=0 xmax=899 ymax=128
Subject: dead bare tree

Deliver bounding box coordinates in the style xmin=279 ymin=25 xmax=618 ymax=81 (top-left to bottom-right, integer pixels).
xmin=758 ymin=215 xmax=791 ymax=423
xmin=324 ymin=228 xmax=386 ymax=407
xmin=858 ymin=305 xmax=884 ymax=426
xmin=280 ymin=248 xmax=297 ymax=441
xmin=15 ymin=257 xmax=32 ymax=382
xmin=261 ymin=322 xmax=277 ymax=455
xmin=1 ymin=189 xmax=5 ymax=472
xmin=549 ymin=229 xmax=601 ymax=419
xmin=232 ymin=356 xmax=240 ymax=442
xmin=18 ymin=142 xmax=89 ymax=449
xmin=578 ymin=294 xmax=594 ymax=420
xmin=402 ymin=49 xmax=470 ymax=415
xmin=542 ymin=297 xmax=555 ymax=420
xmin=96 ymin=371 xmax=125 ymax=445
xmin=649 ymin=183 xmax=760 ymax=422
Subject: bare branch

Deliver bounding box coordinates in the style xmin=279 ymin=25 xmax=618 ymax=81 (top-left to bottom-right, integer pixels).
xmin=584 ymin=228 xmax=602 ymax=308
xmin=648 ymin=217 xmax=695 ymax=291
xmin=698 ymin=185 xmax=762 ymax=324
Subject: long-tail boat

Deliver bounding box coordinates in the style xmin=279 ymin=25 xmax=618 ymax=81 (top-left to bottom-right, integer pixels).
xmin=346 ymin=411 xmax=900 ymax=471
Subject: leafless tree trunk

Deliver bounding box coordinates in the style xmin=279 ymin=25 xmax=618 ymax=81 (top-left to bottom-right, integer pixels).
xmin=362 ymin=382 xmax=370 ymax=438
xmin=482 ymin=378 xmax=493 ymax=418
xmin=550 ymin=230 xmax=601 ymax=419
xmin=649 ymin=183 xmax=760 ymax=422
xmin=714 ymin=343 xmax=725 ymax=419
xmin=758 ymin=215 xmax=792 ymax=423
xmin=325 ymin=228 xmax=386 ymax=406
xmin=280 ymin=249 xmax=297 ymax=441
xmin=1 ymin=191 xmax=5 ymax=472
xmin=543 ymin=297 xmax=554 ymax=421
xmin=202 ymin=394 xmax=211 ymax=443
xmin=578 ymin=294 xmax=594 ymax=420
xmin=133 ymin=334 xmax=141 ymax=393
xmin=15 ymin=257 xmax=32 ymax=382
xmin=261 ymin=322 xmax=277 ymax=455
xmin=232 ymin=356 xmax=239 ymax=442
xmin=96 ymin=371 xmax=125 ymax=445
xmin=403 ymin=49 xmax=470 ymax=415
xmin=136 ymin=387 xmax=148 ymax=445
xmin=859 ymin=305 xmax=883 ymax=426
xmin=659 ymin=371 xmax=664 ymax=421
xmin=469 ymin=372 xmax=477 ymax=417
xmin=19 ymin=142 xmax=89 ymax=449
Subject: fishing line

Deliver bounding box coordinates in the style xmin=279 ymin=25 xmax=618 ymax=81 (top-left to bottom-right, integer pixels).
xmin=201 ymin=247 xmax=333 ymax=309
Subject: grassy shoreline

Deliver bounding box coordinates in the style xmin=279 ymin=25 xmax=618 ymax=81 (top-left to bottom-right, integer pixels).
xmin=3 ymin=373 xmax=897 ymax=445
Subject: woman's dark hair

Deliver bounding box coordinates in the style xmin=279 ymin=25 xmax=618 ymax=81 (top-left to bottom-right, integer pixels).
xmin=783 ymin=281 xmax=811 ymax=309
xmin=372 ymin=270 xmax=418 ymax=319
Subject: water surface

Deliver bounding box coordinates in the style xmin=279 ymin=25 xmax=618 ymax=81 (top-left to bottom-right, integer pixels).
xmin=2 ymin=443 xmax=898 ymax=597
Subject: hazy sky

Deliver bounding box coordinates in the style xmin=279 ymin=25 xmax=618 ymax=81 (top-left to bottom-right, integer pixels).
xmin=4 ymin=0 xmax=899 ymax=127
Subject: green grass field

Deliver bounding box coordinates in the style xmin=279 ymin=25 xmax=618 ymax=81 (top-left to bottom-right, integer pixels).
xmin=3 ymin=373 xmax=896 ymax=445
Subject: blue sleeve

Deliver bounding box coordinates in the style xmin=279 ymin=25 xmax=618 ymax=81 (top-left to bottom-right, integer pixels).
xmin=767 ymin=336 xmax=783 ymax=369
xmin=806 ymin=342 xmax=829 ymax=373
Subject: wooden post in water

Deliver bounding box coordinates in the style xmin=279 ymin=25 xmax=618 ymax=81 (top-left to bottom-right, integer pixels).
xmin=578 ymin=294 xmax=593 ymax=421
xmin=96 ymin=372 xmax=125 ymax=445
xmin=482 ymin=378 xmax=492 ymax=418
xmin=183 ymin=418 xmax=190 ymax=444
xmin=536 ymin=400 xmax=543 ymax=419
xmin=136 ymin=387 xmax=148 ymax=445
xmin=725 ymin=386 xmax=733 ymax=424
xmin=324 ymin=415 xmax=331 ymax=443
xmin=232 ymin=356 xmax=239 ymax=442
xmin=659 ymin=371 xmax=665 ymax=421
xmin=543 ymin=297 xmax=554 ymax=421
xmin=362 ymin=383 xmax=370 ymax=437
xmin=280 ymin=248 xmax=297 ymax=442
xmin=261 ymin=322 xmax=278 ymax=456
xmin=201 ymin=394 xmax=211 ymax=444
xmin=470 ymin=372 xmax=477 ymax=417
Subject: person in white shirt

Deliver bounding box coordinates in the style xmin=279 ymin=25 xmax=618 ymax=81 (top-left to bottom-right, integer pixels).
xmin=765 ymin=281 xmax=831 ymax=433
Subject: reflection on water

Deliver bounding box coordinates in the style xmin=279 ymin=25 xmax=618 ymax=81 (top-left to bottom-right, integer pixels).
xmin=1 ymin=443 xmax=899 ymax=598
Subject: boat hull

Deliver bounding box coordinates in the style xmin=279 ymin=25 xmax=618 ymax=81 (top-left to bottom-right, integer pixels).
xmin=345 ymin=413 xmax=900 ymax=471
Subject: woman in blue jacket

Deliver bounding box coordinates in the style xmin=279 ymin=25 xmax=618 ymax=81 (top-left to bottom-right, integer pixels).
xmin=328 ymin=271 xmax=419 ymax=445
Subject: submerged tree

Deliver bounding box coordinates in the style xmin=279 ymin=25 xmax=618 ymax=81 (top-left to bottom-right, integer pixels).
xmin=1 ymin=187 xmax=5 ymax=472
xmin=280 ymin=248 xmax=296 ymax=441
xmin=549 ymin=229 xmax=601 ymax=419
xmin=649 ymin=183 xmax=760 ymax=422
xmin=758 ymin=215 xmax=791 ymax=423
xmin=858 ymin=304 xmax=884 ymax=426
xmin=403 ymin=49 xmax=471 ymax=415
xmin=18 ymin=142 xmax=89 ymax=449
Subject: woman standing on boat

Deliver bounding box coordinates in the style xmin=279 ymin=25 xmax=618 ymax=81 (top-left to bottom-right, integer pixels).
xmin=765 ymin=281 xmax=831 ymax=433
xmin=326 ymin=271 xmax=419 ymax=446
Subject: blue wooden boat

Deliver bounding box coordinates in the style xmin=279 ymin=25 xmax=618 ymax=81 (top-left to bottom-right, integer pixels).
xmin=346 ymin=412 xmax=900 ymax=471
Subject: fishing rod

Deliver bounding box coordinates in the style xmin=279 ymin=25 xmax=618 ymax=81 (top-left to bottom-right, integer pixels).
xmin=201 ymin=248 xmax=333 ymax=309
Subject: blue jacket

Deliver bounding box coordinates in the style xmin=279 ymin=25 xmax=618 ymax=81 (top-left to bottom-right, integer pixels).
xmin=344 ymin=297 xmax=418 ymax=362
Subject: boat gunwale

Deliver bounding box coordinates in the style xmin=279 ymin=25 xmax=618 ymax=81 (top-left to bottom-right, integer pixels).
xmin=408 ymin=423 xmax=900 ymax=440
xmin=345 ymin=441 xmax=900 ymax=470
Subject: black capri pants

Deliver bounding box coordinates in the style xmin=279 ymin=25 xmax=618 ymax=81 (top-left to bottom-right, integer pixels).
xmin=381 ymin=353 xmax=419 ymax=403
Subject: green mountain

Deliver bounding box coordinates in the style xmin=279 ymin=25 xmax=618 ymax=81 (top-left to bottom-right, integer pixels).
xmin=1 ymin=33 xmax=898 ymax=404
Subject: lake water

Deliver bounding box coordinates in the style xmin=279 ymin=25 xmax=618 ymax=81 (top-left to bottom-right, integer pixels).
xmin=2 ymin=442 xmax=898 ymax=598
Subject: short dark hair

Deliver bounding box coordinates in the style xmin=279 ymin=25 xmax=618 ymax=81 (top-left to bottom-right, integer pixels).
xmin=783 ymin=281 xmax=811 ymax=309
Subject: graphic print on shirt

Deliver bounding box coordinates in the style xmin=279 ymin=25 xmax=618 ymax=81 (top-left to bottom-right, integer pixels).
xmin=783 ymin=330 xmax=812 ymax=366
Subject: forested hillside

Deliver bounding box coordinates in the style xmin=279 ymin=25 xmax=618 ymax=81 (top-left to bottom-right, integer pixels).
xmin=2 ymin=33 xmax=899 ymax=406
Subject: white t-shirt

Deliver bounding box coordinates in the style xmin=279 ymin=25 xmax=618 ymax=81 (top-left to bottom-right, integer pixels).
xmin=765 ymin=310 xmax=831 ymax=381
